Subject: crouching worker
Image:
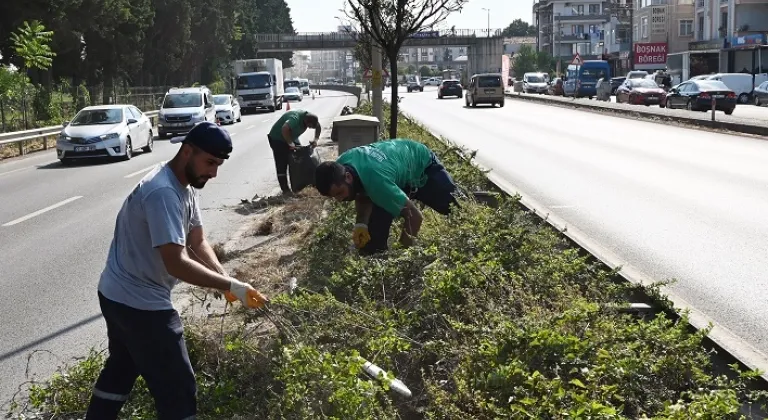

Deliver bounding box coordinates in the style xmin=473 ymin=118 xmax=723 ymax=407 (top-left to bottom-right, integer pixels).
xmin=314 ymin=138 xmax=459 ymax=255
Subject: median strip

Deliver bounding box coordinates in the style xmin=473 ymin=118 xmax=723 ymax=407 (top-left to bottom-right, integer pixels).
xmin=2 ymin=196 xmax=83 ymax=227
xmin=505 ymin=91 xmax=768 ymax=137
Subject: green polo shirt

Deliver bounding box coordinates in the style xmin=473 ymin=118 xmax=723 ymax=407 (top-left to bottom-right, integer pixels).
xmin=337 ymin=139 xmax=433 ymax=217
xmin=268 ymin=109 xmax=308 ymax=144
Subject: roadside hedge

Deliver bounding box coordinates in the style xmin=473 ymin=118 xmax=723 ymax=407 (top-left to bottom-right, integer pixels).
xmin=7 ymin=102 xmax=767 ymax=419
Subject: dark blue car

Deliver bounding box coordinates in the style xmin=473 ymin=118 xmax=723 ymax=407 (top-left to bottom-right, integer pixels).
xmin=665 ymin=80 xmax=737 ymax=115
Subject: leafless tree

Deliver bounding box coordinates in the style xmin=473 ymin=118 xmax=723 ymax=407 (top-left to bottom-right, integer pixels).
xmin=341 ymin=0 xmax=467 ymax=138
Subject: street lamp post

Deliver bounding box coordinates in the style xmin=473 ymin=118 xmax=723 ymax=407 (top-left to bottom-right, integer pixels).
xmin=482 ymin=8 xmax=490 ymax=36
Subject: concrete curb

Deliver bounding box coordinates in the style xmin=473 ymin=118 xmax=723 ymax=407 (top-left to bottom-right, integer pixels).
xmin=399 ymin=110 xmax=768 ymax=385
xmin=504 ymin=92 xmax=768 ymax=137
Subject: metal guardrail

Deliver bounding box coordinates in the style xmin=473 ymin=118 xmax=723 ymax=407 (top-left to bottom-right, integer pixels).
xmin=0 ymin=111 xmax=159 ymax=156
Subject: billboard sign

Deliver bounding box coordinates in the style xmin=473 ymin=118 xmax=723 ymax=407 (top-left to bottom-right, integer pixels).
xmin=634 ymin=42 xmax=668 ymax=70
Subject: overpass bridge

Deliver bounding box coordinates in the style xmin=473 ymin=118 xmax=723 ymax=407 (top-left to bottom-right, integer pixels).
xmin=254 ymin=28 xmax=505 ymax=76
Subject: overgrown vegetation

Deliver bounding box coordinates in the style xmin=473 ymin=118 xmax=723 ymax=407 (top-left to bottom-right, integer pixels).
xmin=7 ymin=103 xmax=768 ymax=419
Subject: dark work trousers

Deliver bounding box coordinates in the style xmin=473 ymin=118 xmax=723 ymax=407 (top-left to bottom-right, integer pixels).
xmin=268 ymin=135 xmax=298 ymax=193
xmin=361 ymin=153 xmax=458 ymax=255
xmin=84 ymin=292 xmax=197 ymax=420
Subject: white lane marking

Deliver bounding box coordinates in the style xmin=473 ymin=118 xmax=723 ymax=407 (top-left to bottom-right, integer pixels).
xmin=124 ymin=162 xmax=164 ymax=179
xmin=261 ymin=119 xmax=271 ymax=123
xmin=550 ymin=205 xmax=578 ymax=209
xmin=229 ymin=131 xmax=238 ymax=137
xmin=246 ymin=125 xmax=256 ymax=130
xmin=2 ymin=196 xmax=83 ymax=227
xmin=0 ymin=166 xmax=31 ymax=177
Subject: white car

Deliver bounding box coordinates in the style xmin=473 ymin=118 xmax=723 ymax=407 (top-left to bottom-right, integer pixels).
xmin=56 ymin=105 xmax=154 ymax=165
xmin=213 ymin=94 xmax=241 ymax=124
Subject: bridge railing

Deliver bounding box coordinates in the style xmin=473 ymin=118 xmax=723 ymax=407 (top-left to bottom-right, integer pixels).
xmin=253 ymin=28 xmax=504 ymax=43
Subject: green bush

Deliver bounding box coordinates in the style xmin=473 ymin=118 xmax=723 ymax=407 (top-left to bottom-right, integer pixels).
xmin=8 ymin=101 xmax=768 ymax=419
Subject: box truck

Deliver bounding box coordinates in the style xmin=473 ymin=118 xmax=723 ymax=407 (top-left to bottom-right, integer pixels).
xmin=232 ymin=58 xmax=284 ymax=113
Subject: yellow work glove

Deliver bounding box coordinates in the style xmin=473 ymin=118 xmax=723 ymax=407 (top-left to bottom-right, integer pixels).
xmin=225 ymin=279 xmax=268 ymax=309
xmin=352 ymin=223 xmax=371 ymax=249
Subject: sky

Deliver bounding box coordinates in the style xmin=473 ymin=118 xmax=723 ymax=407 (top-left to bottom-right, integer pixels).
xmin=284 ymin=0 xmax=534 ymax=33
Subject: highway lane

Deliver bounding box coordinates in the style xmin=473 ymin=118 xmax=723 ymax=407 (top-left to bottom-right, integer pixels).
xmin=0 ymin=92 xmax=354 ymax=405
xmin=396 ymin=86 xmax=768 ymax=365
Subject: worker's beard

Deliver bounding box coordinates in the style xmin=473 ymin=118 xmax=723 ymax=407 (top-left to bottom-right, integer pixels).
xmin=185 ymin=162 xmax=210 ymax=189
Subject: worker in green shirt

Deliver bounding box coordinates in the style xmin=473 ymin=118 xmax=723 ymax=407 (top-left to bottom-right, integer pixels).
xmin=267 ymin=109 xmax=321 ymax=194
xmin=314 ymin=139 xmax=459 ymax=255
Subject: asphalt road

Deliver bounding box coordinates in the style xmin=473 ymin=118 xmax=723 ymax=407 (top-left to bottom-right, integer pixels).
xmin=395 ymin=85 xmax=768 ymax=367
xmin=0 ymin=92 xmax=354 ymax=405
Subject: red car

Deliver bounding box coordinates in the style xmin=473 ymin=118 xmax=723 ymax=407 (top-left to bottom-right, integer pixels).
xmin=615 ymin=78 xmax=667 ymax=107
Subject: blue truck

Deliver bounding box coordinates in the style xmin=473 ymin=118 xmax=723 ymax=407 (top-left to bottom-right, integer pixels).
xmin=563 ymin=60 xmax=611 ymax=99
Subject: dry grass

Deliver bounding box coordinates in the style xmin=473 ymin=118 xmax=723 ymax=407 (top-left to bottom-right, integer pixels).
xmin=232 ymin=188 xmax=327 ymax=298
xmin=0 ymin=137 xmax=56 ymax=161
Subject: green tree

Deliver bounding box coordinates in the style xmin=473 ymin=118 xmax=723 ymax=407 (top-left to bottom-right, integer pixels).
xmin=512 ymin=44 xmax=537 ymax=78
xmin=344 ymin=0 xmax=468 ymax=139
xmin=502 ymin=18 xmax=537 ymax=37
xmin=10 ymin=20 xmax=56 ymax=71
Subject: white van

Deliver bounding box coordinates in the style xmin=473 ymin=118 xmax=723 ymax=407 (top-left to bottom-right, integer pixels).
xmin=705 ymin=73 xmax=768 ymax=104
xmin=157 ymin=86 xmax=216 ymax=138
xmin=523 ymin=72 xmax=549 ymax=94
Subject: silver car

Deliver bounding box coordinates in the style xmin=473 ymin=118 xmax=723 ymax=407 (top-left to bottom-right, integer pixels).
xmin=56 ymin=105 xmax=154 ymax=165
xmin=284 ymin=86 xmax=303 ymax=102
xmin=213 ymin=94 xmax=242 ymax=124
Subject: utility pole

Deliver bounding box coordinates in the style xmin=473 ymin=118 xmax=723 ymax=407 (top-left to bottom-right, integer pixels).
xmin=371 ymin=11 xmax=383 ymax=129
xmin=482 ymin=8 xmax=490 ymax=36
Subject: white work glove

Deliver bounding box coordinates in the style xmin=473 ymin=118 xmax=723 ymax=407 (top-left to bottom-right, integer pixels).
xmin=224 ymin=278 xmax=268 ymax=309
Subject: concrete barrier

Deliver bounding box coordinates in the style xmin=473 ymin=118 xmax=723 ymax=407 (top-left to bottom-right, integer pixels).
xmin=505 ymin=92 xmax=768 ymax=137
xmin=309 ymin=84 xmax=362 ymax=105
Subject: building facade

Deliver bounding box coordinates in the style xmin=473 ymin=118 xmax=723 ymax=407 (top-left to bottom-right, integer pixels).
xmin=669 ymin=0 xmax=768 ymax=83
xmin=534 ymin=0 xmax=614 ymax=73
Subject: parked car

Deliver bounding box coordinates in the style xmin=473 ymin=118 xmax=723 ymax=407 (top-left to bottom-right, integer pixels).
xmin=213 ymin=94 xmax=241 ymax=124
xmin=57 ymin=105 xmax=154 ymax=165
xmin=284 ymin=86 xmax=303 ymax=102
xmin=547 ymin=78 xmax=564 ymax=96
xmin=437 ymin=79 xmax=463 ymax=99
xmin=465 ymin=73 xmax=504 ymax=107
xmin=705 ymin=73 xmax=767 ymax=104
xmin=753 ymin=80 xmax=768 ymax=106
xmin=664 ymin=80 xmax=737 ymax=114
xmin=615 ymin=78 xmax=667 ymax=107
xmin=609 ymin=76 xmax=626 ymax=95
xmin=523 ymin=72 xmax=549 ymax=94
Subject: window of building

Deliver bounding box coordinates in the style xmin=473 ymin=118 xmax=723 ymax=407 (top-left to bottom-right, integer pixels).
xmin=720 ymin=12 xmax=728 ymax=34
xmin=588 ymin=4 xmax=600 ymax=14
xmin=573 ymin=4 xmax=584 ymax=15
xmin=641 ymin=16 xmax=649 ymax=38
xmin=679 ymin=19 xmax=693 ymax=36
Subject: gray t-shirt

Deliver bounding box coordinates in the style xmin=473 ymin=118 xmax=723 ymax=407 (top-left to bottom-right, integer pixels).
xmin=98 ymin=163 xmax=202 ymax=310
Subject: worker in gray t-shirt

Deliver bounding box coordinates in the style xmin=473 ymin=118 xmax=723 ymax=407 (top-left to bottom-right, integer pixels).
xmin=85 ymin=122 xmax=268 ymax=420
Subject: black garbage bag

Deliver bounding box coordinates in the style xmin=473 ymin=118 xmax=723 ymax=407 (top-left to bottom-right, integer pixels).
xmin=288 ymin=145 xmax=321 ymax=193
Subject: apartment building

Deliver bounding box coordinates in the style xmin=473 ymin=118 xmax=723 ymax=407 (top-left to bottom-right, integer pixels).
xmin=669 ymin=0 xmax=767 ymax=82
xmin=534 ymin=0 xmax=613 ymax=72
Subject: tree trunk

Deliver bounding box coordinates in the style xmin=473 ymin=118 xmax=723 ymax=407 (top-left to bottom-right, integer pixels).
xmin=388 ymin=52 xmax=399 ymax=139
